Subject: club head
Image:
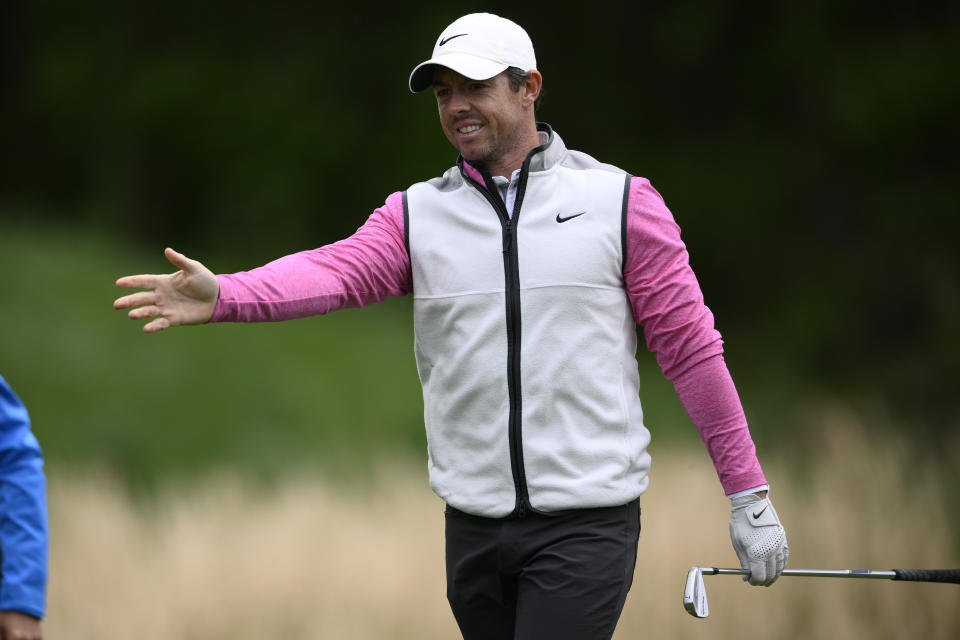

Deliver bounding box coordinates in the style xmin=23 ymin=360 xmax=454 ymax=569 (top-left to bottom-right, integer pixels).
xmin=683 ymin=566 xmax=709 ymax=618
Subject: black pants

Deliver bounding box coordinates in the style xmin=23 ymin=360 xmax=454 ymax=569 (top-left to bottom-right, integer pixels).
xmin=444 ymin=499 xmax=641 ymax=640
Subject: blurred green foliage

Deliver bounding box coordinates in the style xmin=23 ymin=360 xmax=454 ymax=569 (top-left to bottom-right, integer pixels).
xmin=1 ymin=1 xmax=958 ymax=480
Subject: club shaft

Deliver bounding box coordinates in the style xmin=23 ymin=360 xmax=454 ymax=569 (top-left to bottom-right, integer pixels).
xmin=701 ymin=567 xmax=896 ymax=579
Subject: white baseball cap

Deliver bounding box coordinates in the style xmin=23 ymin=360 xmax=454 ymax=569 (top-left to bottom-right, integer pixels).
xmin=408 ymin=13 xmax=537 ymax=93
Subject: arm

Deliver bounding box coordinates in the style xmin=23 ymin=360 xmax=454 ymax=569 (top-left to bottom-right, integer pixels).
xmin=0 ymin=376 xmax=48 ymax=629
xmin=623 ymin=177 xmax=764 ymax=494
xmin=114 ymin=192 xmax=411 ymax=330
xmin=623 ymin=177 xmax=787 ymax=585
xmin=211 ymin=192 xmax=411 ymax=322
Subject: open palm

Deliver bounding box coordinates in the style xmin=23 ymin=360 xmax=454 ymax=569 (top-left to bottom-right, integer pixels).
xmin=114 ymin=248 xmax=219 ymax=333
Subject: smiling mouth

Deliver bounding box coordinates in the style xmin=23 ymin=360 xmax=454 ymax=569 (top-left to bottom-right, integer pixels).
xmin=456 ymin=124 xmax=483 ymax=135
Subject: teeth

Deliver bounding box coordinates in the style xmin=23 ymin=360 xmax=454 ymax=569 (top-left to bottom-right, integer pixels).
xmin=458 ymin=124 xmax=481 ymax=133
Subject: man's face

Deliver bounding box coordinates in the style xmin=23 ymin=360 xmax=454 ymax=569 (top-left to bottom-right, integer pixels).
xmin=432 ymin=67 xmax=532 ymax=171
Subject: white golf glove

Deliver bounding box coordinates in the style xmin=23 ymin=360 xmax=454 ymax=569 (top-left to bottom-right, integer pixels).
xmin=729 ymin=493 xmax=788 ymax=586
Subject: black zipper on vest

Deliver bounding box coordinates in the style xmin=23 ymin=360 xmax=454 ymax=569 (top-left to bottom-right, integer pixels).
xmin=457 ymin=135 xmax=547 ymax=519
xmin=461 ymin=170 xmax=529 ymax=517
xmin=501 ymin=204 xmax=527 ymax=519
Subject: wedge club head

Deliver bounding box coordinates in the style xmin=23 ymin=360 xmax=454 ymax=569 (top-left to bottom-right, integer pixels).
xmin=682 ymin=566 xmax=708 ymax=618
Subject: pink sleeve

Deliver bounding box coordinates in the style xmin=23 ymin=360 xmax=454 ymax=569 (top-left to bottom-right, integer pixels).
xmin=210 ymin=191 xmax=411 ymax=322
xmin=624 ymin=176 xmax=766 ymax=494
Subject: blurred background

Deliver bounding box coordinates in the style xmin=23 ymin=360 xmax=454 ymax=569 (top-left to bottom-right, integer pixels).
xmin=1 ymin=0 xmax=958 ymax=637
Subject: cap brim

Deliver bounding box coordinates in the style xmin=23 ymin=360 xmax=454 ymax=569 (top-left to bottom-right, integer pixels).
xmin=408 ymin=54 xmax=509 ymax=93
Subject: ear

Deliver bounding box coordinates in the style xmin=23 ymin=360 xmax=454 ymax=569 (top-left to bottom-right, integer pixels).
xmin=522 ymin=70 xmax=543 ymax=107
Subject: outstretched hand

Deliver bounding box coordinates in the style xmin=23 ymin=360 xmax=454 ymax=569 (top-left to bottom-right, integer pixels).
xmin=114 ymin=248 xmax=219 ymax=333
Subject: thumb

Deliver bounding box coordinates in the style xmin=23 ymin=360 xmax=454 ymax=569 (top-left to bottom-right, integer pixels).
xmin=164 ymin=247 xmax=198 ymax=273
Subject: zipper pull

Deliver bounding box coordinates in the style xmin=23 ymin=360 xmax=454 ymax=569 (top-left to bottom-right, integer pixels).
xmin=503 ymin=222 xmax=512 ymax=253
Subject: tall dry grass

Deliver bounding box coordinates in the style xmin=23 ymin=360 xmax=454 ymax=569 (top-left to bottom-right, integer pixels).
xmin=46 ymin=414 xmax=958 ymax=639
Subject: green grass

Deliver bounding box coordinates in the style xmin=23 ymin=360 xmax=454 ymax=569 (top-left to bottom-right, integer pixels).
xmin=1 ymin=224 xmax=426 ymax=485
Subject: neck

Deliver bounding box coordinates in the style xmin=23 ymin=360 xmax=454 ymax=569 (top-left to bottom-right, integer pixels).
xmin=483 ymin=123 xmax=542 ymax=178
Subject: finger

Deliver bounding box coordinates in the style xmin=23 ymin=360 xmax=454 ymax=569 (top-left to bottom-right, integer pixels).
xmin=164 ymin=247 xmax=199 ymax=273
xmin=116 ymin=274 xmax=161 ymax=290
xmin=735 ymin=549 xmax=750 ymax=582
xmin=771 ymin=555 xmax=782 ymax=585
xmin=764 ymin=556 xmax=778 ymax=586
xmin=114 ymin=291 xmax=157 ymax=310
xmin=143 ymin=316 xmax=171 ymax=333
xmin=128 ymin=305 xmax=161 ymax=320
xmin=776 ymin=548 xmax=787 ymax=576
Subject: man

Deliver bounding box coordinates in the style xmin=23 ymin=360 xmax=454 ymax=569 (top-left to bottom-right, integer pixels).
xmin=0 ymin=375 xmax=48 ymax=640
xmin=114 ymin=13 xmax=787 ymax=639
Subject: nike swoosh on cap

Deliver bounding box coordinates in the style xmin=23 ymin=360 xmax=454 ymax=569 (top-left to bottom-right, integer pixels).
xmin=556 ymin=211 xmax=587 ymax=223
xmin=438 ymin=33 xmax=468 ymax=46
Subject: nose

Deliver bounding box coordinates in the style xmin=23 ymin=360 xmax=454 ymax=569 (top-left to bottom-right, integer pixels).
xmin=446 ymin=87 xmax=470 ymax=113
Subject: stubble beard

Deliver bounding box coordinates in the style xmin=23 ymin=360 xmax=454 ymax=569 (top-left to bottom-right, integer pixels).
xmin=456 ymin=116 xmax=527 ymax=175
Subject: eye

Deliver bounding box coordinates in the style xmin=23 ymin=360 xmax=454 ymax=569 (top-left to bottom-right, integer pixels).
xmin=434 ymin=87 xmax=450 ymax=99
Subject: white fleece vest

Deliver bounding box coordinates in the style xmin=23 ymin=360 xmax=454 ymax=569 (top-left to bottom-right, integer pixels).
xmin=405 ymin=127 xmax=651 ymax=517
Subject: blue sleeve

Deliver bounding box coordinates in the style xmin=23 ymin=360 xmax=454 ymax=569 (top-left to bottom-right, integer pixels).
xmin=0 ymin=376 xmax=48 ymax=619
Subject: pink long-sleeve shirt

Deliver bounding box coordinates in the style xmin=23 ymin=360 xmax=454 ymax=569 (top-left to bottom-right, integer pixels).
xmin=211 ymin=176 xmax=766 ymax=496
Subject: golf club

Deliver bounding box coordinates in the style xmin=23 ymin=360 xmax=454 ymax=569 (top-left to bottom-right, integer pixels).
xmin=683 ymin=566 xmax=960 ymax=618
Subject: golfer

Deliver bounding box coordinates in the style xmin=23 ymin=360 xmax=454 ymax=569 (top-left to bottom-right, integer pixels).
xmin=115 ymin=13 xmax=788 ymax=639
xmin=0 ymin=375 xmax=48 ymax=640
